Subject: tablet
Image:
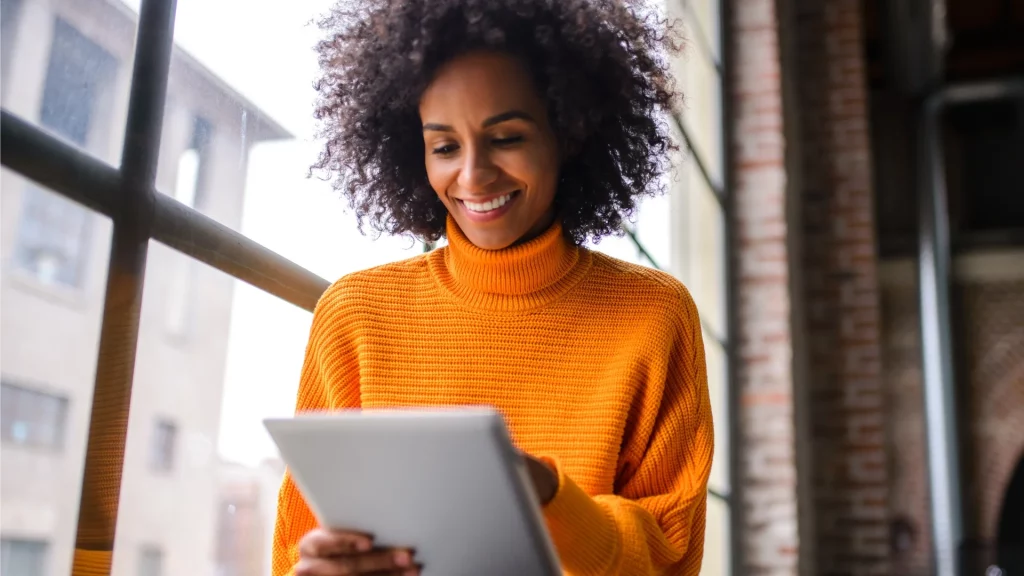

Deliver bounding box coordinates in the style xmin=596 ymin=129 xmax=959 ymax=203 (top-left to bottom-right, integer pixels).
xmin=263 ymin=408 xmax=562 ymax=576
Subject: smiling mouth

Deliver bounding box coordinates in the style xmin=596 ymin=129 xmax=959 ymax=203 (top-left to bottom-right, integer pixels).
xmin=459 ymin=191 xmax=519 ymax=213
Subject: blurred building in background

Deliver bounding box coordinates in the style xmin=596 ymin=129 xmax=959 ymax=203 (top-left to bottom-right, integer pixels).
xmin=1 ymin=0 xmax=287 ymax=575
xmin=1 ymin=0 xmax=1022 ymax=575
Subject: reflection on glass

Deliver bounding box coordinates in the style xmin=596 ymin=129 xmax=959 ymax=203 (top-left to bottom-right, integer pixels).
xmin=1 ymin=169 xmax=113 ymax=576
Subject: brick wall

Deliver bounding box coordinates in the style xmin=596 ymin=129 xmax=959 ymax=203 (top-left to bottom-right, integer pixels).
xmin=790 ymin=0 xmax=890 ymax=574
xmin=728 ymin=0 xmax=801 ymax=573
xmin=956 ymin=272 xmax=1024 ymax=543
xmin=731 ymin=0 xmax=891 ymax=573
xmin=878 ymin=261 xmax=933 ymax=575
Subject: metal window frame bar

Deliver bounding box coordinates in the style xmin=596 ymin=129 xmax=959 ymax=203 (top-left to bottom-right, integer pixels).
xmin=917 ymin=77 xmax=1024 ymax=576
xmin=1 ymin=111 xmax=330 ymax=313
xmin=0 ymin=0 xmax=740 ymax=570
xmin=719 ymin=0 xmax=743 ymax=572
xmin=670 ymin=112 xmax=726 ymax=207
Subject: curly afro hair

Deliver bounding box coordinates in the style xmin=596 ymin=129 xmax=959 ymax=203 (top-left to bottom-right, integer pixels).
xmin=312 ymin=0 xmax=681 ymax=244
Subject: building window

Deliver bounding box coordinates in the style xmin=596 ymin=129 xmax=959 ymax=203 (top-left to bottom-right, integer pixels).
xmin=0 ymin=538 xmax=48 ymax=576
xmin=149 ymin=420 xmax=177 ymax=472
xmin=0 ymin=381 xmax=69 ymax=450
xmin=137 ymin=545 xmax=163 ymax=576
xmin=163 ymin=115 xmax=213 ymax=340
xmin=0 ymin=0 xmax=25 ymax=85
xmin=13 ymin=17 xmax=118 ymax=288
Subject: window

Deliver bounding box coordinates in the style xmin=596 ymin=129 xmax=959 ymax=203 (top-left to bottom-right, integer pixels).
xmin=163 ymin=116 xmax=212 ymax=339
xmin=0 ymin=0 xmax=25 ymax=84
xmin=13 ymin=17 xmax=118 ymax=288
xmin=149 ymin=420 xmax=177 ymax=472
xmin=0 ymin=538 xmax=48 ymax=576
xmin=137 ymin=545 xmax=163 ymax=576
xmin=12 ymin=21 xmax=109 ymax=285
xmin=14 ymin=185 xmax=94 ymax=288
xmin=0 ymin=0 xmax=736 ymax=574
xmin=0 ymin=381 xmax=69 ymax=450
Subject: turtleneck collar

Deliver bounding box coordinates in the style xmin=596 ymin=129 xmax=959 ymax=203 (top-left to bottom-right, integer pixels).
xmin=426 ymin=215 xmax=592 ymax=312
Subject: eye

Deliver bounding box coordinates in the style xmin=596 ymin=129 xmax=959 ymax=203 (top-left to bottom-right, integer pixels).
xmin=492 ymin=135 xmax=524 ymax=147
xmin=431 ymin=143 xmax=459 ymax=157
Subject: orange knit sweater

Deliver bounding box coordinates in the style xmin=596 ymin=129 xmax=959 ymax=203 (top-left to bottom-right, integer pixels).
xmin=272 ymin=217 xmax=713 ymax=576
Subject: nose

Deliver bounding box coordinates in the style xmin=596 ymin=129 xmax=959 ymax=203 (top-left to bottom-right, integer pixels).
xmin=456 ymin=144 xmax=498 ymax=192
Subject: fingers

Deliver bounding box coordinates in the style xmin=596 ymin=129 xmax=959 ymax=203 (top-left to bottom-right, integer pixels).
xmin=299 ymin=529 xmax=374 ymax=558
xmin=295 ymin=551 xmax=420 ymax=575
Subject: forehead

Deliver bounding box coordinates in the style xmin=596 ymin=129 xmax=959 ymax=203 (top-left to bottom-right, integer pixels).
xmin=419 ymin=51 xmax=545 ymax=122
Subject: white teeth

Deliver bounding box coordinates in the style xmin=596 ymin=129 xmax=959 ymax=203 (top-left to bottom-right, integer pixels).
xmin=464 ymin=193 xmax=514 ymax=213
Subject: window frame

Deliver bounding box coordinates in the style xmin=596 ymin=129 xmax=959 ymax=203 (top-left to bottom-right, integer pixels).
xmin=0 ymin=0 xmax=739 ymax=572
xmin=0 ymin=380 xmax=70 ymax=451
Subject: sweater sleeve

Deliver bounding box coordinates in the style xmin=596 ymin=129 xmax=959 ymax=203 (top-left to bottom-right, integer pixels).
xmin=540 ymin=295 xmax=714 ymax=575
xmin=271 ymin=282 xmax=362 ymax=576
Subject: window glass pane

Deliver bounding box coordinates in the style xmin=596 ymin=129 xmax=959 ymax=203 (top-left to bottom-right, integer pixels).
xmin=0 ymin=0 xmax=134 ymax=166
xmin=589 ymin=232 xmax=647 ymax=266
xmin=705 ymin=338 xmax=729 ymax=493
xmin=674 ymin=168 xmax=727 ymax=340
xmin=585 ymin=195 xmax=669 ymax=270
xmin=671 ymin=39 xmax=723 ymax=189
xmin=700 ymin=495 xmax=731 ymax=576
xmin=634 ymin=192 xmax=674 ymax=272
xmin=687 ymin=0 xmax=722 ymax=64
xmin=1 ymin=168 xmax=112 ymax=576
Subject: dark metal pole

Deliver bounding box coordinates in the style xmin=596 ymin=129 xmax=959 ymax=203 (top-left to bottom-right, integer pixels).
xmin=0 ymin=111 xmax=120 ymax=215
xmin=71 ymin=0 xmax=176 ymax=573
xmin=719 ymin=0 xmax=742 ymax=574
xmin=152 ymin=193 xmax=329 ymax=312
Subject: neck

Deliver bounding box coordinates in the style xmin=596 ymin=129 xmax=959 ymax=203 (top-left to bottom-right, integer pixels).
xmin=424 ymin=214 xmax=592 ymax=311
xmin=511 ymin=208 xmax=557 ymax=247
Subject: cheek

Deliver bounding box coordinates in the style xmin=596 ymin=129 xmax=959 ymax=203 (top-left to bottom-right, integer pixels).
xmin=424 ymin=160 xmax=454 ymax=200
xmin=506 ymin=148 xmax=559 ymax=195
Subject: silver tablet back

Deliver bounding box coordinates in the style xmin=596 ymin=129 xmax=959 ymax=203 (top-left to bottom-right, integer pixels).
xmin=264 ymin=407 xmax=562 ymax=576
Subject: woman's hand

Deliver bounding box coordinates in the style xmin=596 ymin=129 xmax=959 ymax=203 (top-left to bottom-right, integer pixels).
xmin=521 ymin=452 xmax=559 ymax=505
xmin=296 ymin=528 xmax=420 ymax=576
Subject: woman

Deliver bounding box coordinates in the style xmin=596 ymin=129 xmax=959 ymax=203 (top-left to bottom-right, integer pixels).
xmin=273 ymin=0 xmax=713 ymax=574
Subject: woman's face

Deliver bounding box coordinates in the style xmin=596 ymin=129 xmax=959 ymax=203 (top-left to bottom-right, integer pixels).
xmin=419 ymin=51 xmax=560 ymax=250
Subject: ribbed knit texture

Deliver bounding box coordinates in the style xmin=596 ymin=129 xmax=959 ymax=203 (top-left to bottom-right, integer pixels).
xmin=272 ymin=216 xmax=714 ymax=576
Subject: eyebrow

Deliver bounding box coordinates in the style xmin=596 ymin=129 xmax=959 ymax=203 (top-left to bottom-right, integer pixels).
xmin=422 ymin=110 xmax=536 ymax=132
